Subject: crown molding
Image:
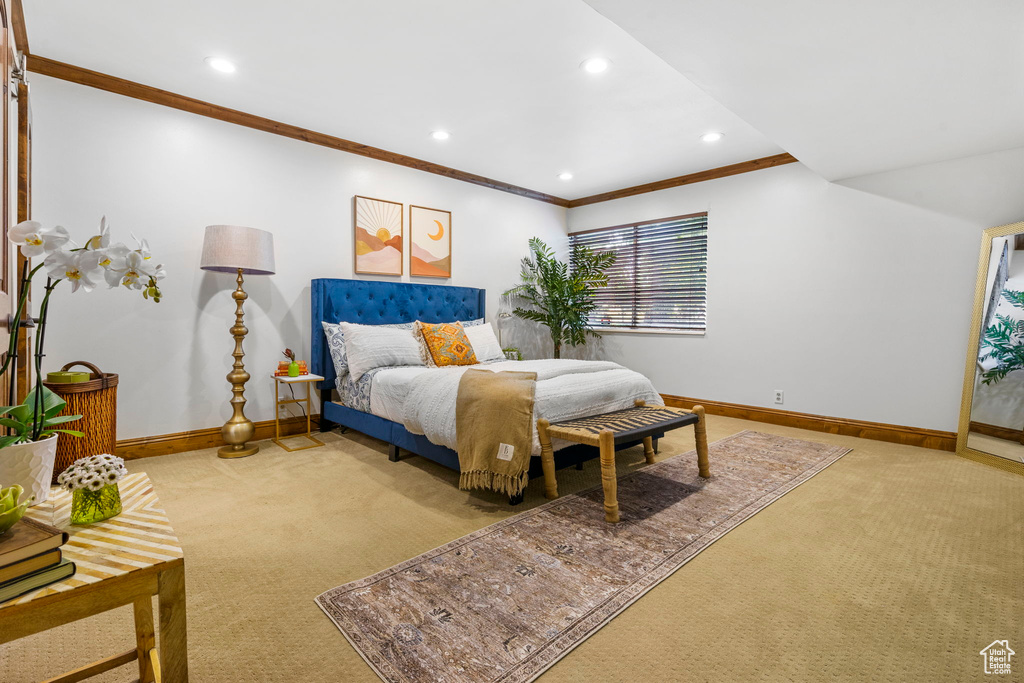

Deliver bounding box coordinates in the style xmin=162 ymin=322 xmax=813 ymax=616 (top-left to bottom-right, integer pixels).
xmin=26 ymin=54 xmax=798 ymax=210
xmin=567 ymin=153 xmax=797 ymax=208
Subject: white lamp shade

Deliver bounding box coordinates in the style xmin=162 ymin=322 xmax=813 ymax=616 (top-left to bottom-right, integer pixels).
xmin=200 ymin=225 xmax=276 ymax=275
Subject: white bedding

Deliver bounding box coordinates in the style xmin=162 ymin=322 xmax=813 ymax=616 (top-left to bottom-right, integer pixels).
xmin=366 ymin=359 xmax=662 ymax=455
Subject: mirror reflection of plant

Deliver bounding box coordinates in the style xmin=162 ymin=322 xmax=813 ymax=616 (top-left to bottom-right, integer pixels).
xmin=1 ymin=217 xmax=167 ymax=444
xmin=503 ymin=237 xmax=615 ymax=359
xmin=980 ymin=289 xmax=1024 ymax=385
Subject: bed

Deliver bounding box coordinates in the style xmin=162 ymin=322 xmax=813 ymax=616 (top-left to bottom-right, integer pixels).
xmin=311 ymin=278 xmax=663 ymax=503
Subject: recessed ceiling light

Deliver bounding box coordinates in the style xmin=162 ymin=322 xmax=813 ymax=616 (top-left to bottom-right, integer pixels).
xmin=558 ymin=172 xmax=574 ymax=181
xmin=701 ymin=131 xmax=724 ymax=143
xmin=580 ymin=57 xmax=610 ymax=74
xmin=204 ymin=57 xmax=236 ymax=74
xmin=431 ymin=130 xmax=451 ymax=141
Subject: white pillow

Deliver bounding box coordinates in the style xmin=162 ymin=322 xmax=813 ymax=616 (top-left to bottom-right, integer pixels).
xmin=464 ymin=322 xmax=504 ymax=362
xmin=321 ymin=320 xmax=414 ymax=378
xmin=340 ymin=322 xmax=425 ymax=381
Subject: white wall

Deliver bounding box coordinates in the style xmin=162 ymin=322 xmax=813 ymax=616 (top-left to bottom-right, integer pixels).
xmin=31 ymin=75 xmax=566 ymax=440
xmin=568 ymin=162 xmax=984 ymax=432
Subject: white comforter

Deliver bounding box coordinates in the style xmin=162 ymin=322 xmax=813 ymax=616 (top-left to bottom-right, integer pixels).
xmin=399 ymin=359 xmax=662 ymax=454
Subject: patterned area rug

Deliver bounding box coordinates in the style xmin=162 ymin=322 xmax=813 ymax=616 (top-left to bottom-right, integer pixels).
xmin=316 ymin=431 xmax=850 ymax=682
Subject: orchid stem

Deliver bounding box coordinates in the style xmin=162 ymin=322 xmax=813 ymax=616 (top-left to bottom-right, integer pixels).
xmin=31 ymin=278 xmax=58 ymax=442
xmin=1 ymin=262 xmax=45 ymax=403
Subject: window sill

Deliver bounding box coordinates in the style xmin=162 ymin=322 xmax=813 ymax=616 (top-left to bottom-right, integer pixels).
xmin=593 ymin=327 xmax=705 ymax=337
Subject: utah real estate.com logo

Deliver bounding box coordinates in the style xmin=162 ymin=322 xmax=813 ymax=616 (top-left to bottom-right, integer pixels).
xmin=980 ymin=640 xmax=1014 ymax=675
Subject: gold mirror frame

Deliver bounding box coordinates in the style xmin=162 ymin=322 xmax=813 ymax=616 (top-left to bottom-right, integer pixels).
xmin=956 ymin=220 xmax=1024 ymax=475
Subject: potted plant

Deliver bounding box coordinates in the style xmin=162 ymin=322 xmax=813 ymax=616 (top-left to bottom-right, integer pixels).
xmin=0 ymin=218 xmax=165 ymax=504
xmin=57 ymin=454 xmax=128 ymax=525
xmin=504 ymin=237 xmax=615 ymax=358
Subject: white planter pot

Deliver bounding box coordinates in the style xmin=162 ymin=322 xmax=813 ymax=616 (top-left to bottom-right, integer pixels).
xmin=0 ymin=435 xmax=58 ymax=506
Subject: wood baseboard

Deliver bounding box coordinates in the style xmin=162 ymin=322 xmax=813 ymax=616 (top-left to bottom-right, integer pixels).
xmin=969 ymin=420 xmax=1024 ymax=443
xmin=661 ymin=394 xmax=956 ymax=452
xmin=116 ymin=415 xmax=320 ymax=460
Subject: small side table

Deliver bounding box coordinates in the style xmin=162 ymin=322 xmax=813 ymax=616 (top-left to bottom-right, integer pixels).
xmin=273 ymin=373 xmax=325 ymax=452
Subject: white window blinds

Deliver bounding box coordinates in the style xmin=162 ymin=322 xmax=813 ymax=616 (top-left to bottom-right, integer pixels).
xmin=569 ymin=213 xmax=708 ymax=331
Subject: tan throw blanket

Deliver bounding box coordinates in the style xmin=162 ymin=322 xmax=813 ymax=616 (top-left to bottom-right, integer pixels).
xmin=455 ymin=368 xmax=538 ymax=496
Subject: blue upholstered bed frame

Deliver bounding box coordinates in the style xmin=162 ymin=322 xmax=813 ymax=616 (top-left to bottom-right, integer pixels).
xmin=310 ymin=278 xmax=652 ymax=502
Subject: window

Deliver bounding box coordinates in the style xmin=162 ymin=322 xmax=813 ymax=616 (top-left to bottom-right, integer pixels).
xmin=569 ymin=212 xmax=708 ymax=332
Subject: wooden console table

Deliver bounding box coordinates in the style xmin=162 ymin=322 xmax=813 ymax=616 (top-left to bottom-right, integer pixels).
xmin=0 ymin=472 xmax=188 ymax=682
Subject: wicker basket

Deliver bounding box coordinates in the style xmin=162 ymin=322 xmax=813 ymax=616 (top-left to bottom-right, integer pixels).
xmin=42 ymin=361 xmax=118 ymax=484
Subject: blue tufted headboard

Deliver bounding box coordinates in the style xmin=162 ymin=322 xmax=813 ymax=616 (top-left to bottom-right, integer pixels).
xmin=311 ymin=278 xmax=486 ymax=389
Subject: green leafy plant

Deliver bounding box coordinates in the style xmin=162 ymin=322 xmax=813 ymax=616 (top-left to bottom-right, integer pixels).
xmin=0 ymin=386 xmax=83 ymax=448
xmin=980 ymin=289 xmax=1024 ymax=385
xmin=504 ymin=237 xmax=615 ymax=359
xmin=501 ymin=347 xmax=523 ymax=361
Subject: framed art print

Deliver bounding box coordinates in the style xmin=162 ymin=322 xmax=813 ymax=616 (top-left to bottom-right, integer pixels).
xmin=354 ymin=196 xmax=403 ymax=276
xmin=410 ymin=205 xmax=451 ymax=278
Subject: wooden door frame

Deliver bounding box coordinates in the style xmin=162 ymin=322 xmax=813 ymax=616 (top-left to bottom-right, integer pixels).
xmin=15 ymin=52 xmax=29 ymax=400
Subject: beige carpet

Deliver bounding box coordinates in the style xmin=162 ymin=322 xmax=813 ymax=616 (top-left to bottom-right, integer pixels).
xmin=3 ymin=416 xmax=1022 ymax=682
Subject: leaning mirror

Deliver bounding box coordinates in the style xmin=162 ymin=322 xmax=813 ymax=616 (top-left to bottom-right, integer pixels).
xmin=958 ymin=220 xmax=1024 ymax=471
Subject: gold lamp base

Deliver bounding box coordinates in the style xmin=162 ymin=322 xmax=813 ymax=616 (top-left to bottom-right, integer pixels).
xmin=216 ymin=268 xmax=259 ymax=459
xmin=218 ymin=443 xmax=259 ymax=459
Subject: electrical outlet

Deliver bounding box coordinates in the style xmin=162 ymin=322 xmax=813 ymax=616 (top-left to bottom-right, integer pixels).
xmin=774 ymin=390 xmax=784 ymax=405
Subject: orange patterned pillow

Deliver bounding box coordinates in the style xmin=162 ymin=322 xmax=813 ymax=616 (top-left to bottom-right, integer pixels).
xmin=417 ymin=321 xmax=478 ymax=367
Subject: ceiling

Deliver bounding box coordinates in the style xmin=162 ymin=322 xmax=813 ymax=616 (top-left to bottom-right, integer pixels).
xmin=583 ymin=0 xmax=1024 ymax=182
xmin=23 ymin=0 xmax=784 ymax=199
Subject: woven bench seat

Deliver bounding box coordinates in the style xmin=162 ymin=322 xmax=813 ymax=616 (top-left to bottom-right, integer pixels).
xmin=537 ymin=400 xmax=710 ymax=523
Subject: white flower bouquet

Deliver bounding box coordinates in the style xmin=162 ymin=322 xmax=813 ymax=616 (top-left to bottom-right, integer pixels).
xmin=57 ymin=454 xmax=128 ymax=492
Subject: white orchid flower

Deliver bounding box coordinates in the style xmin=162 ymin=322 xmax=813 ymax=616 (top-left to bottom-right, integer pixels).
xmin=104 ymin=249 xmax=152 ymax=290
xmin=131 ymin=233 xmax=152 ymax=261
xmin=44 ymin=249 xmax=102 ymax=293
xmin=85 ymin=216 xmax=110 ymax=250
xmin=98 ymin=243 xmax=130 ymax=281
xmin=9 ymin=221 xmax=71 ymax=258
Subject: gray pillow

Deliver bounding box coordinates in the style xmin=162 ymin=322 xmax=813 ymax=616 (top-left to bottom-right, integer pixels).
xmin=321 ymin=321 xmax=414 ymax=378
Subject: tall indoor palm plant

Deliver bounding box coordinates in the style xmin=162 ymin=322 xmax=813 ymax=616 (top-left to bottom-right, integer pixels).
xmin=504 ymin=237 xmax=615 ymax=358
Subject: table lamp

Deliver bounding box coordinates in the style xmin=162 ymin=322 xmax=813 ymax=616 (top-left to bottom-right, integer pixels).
xmin=200 ymin=225 xmax=275 ymax=458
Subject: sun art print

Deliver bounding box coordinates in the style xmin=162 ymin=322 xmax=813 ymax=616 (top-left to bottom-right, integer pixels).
xmin=410 ymin=205 xmax=451 ymax=278
xmin=354 ymin=196 xmax=403 ymax=276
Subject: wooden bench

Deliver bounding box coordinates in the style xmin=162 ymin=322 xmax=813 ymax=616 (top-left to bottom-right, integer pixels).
xmin=537 ymin=400 xmax=710 ymax=523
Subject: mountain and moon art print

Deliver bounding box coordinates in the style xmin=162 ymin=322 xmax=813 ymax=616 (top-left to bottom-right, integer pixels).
xmin=354 ymin=196 xmax=404 ymax=276
xmin=410 ymin=205 xmax=451 ymax=278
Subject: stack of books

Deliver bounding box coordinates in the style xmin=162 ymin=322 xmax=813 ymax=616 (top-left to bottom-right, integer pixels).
xmin=274 ymin=360 xmax=309 ymax=376
xmin=0 ymin=517 xmax=76 ymax=603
